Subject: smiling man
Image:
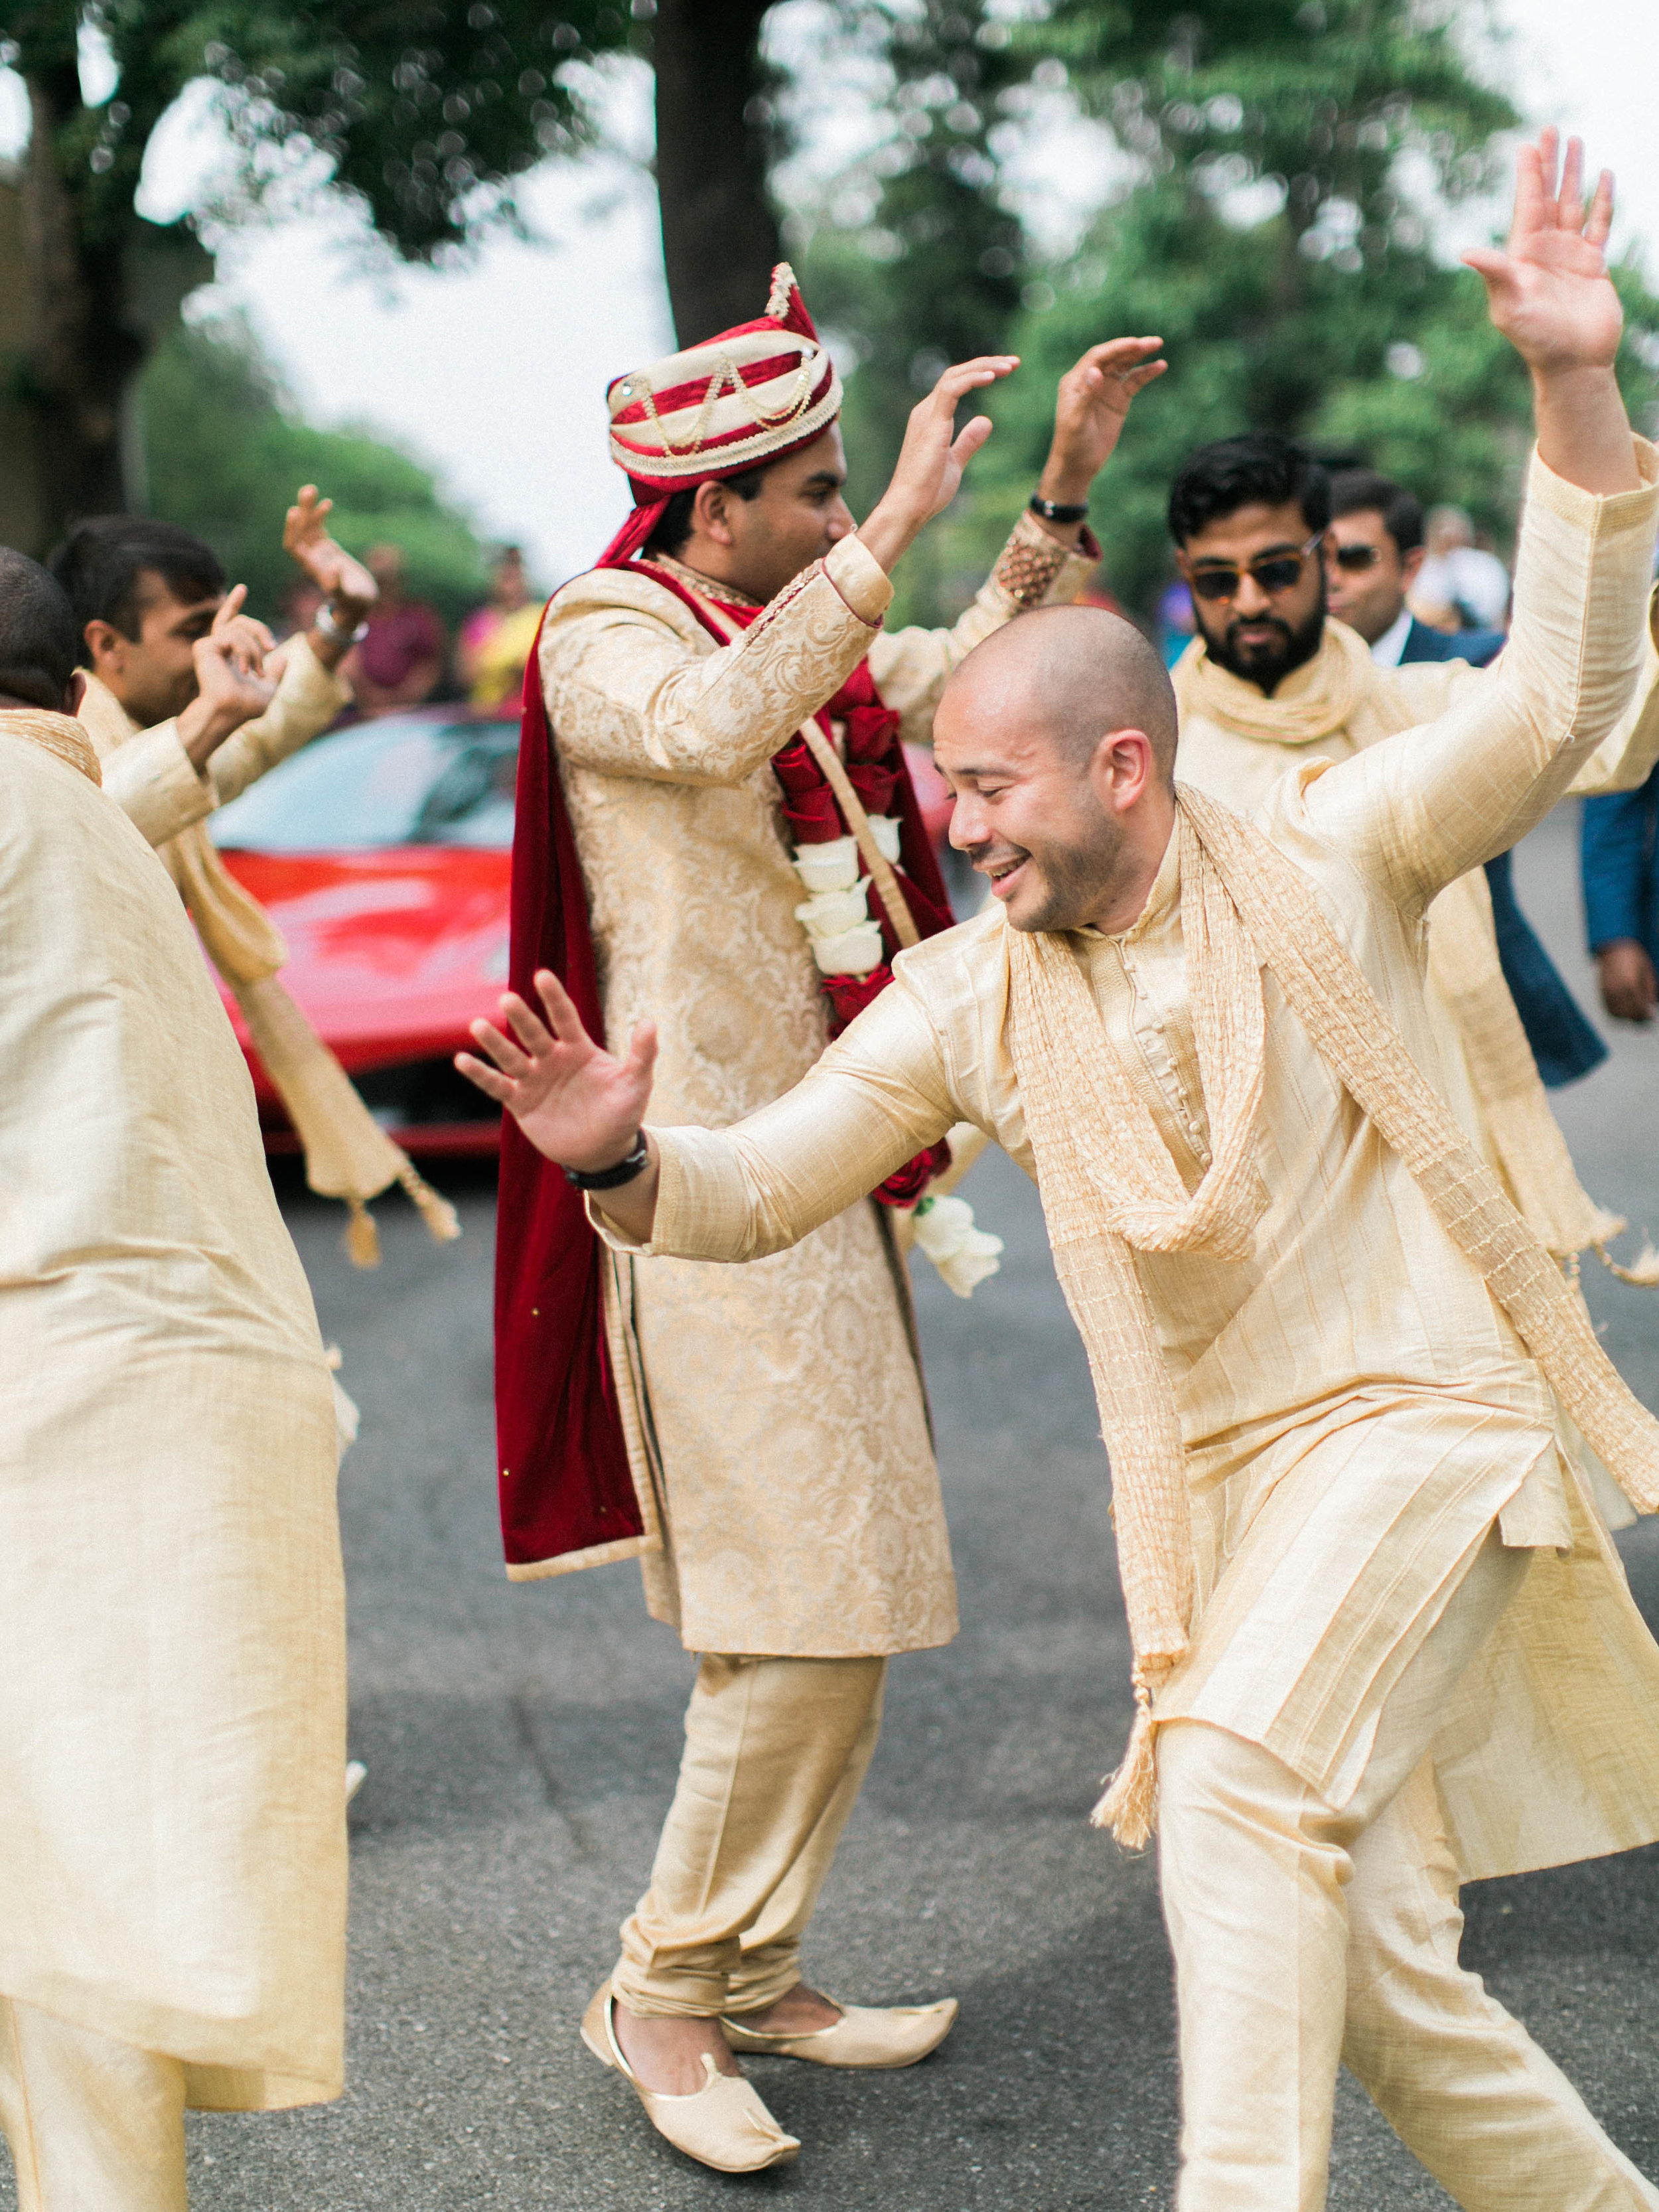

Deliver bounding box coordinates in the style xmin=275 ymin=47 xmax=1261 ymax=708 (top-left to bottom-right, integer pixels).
xmin=465 ymin=136 xmax=1659 ymax=2210
xmin=494 ymin=263 xmax=1162 ymax=2171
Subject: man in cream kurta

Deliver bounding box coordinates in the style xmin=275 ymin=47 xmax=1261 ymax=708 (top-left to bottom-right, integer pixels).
xmin=518 ymin=267 xmax=1166 ymax=2162
xmin=51 ymin=498 xmax=459 ymax=1262
xmin=467 ymin=141 xmax=1659 ymax=2208
xmin=0 ymin=553 xmax=345 ymax=2212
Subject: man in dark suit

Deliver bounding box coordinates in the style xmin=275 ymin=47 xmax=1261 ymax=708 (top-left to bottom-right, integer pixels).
xmin=1325 ymin=467 xmax=1605 ymax=1088
xmin=1325 ymin=467 xmax=1507 ymax=668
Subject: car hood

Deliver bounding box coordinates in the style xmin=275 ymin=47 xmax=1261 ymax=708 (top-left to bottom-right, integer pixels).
xmin=218 ymin=847 xmax=511 ymax=1069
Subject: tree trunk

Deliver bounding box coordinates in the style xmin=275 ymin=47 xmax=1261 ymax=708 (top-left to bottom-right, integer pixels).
xmin=652 ymin=0 xmax=782 ymax=345
xmin=20 ymin=68 xmax=145 ymax=542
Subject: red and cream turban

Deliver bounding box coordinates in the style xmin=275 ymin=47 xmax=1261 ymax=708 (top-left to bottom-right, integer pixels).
xmin=597 ymin=263 xmax=843 ymax=567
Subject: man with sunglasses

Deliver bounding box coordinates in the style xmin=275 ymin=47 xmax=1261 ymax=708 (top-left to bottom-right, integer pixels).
xmin=1080 ymin=419 xmax=1659 ymax=1370
xmin=1325 ymin=469 xmax=1507 ymax=670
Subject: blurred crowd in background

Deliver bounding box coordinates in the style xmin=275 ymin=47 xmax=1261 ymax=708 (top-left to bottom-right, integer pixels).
xmin=281 ymin=541 xmax=543 ymax=717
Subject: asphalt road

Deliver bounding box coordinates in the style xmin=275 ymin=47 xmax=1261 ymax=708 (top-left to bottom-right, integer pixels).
xmin=11 ymin=804 xmax=1658 ymax=2211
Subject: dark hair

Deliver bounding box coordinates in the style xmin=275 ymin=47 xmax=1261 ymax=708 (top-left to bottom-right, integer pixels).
xmin=1167 ymin=433 xmax=1332 ymax=548
xmin=645 ymin=465 xmax=768 ymax=558
xmin=47 ymin=516 xmax=225 ymax=643
xmin=0 ymin=549 xmax=84 ymax=711
xmin=1327 ymin=468 xmax=1424 ymax=558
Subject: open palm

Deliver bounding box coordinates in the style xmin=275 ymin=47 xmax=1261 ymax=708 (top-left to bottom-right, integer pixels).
xmin=456 ymin=971 xmax=657 ymax=1170
xmin=1464 ymin=130 xmax=1622 ymax=373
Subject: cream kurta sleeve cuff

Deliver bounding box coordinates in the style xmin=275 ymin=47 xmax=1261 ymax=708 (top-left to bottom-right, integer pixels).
xmin=98 ymin=719 xmax=215 ymax=846
xmin=825 ymin=532 xmax=895 ymax=626
xmin=208 ymin=632 xmax=352 ymax=807
xmin=1504 ymin=437 xmax=1659 ymax=751
xmin=587 ymin=1127 xmax=758 ymax=1265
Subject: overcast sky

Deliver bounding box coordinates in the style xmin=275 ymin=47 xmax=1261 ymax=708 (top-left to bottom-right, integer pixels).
xmin=3 ymin=0 xmax=1655 ymax=589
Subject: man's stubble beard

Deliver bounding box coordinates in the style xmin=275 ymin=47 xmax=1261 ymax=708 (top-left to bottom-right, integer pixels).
xmin=1008 ymin=814 xmax=1129 ymax=934
xmin=1198 ymin=571 xmax=1327 ymax=694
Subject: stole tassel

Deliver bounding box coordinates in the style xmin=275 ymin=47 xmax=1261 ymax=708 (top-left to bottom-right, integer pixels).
xmin=1091 ymin=1673 xmax=1159 ymax=1850
xmin=396 ymin=1159 xmax=463 ymax=1246
xmin=344 ymin=1197 xmax=381 ymax=1270
xmin=1595 ymin=1238 xmax=1659 ymax=1288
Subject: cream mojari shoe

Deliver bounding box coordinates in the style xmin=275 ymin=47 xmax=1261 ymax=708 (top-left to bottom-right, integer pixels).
xmin=721 ymin=1994 xmax=958 ymax=2069
xmin=579 ymin=1983 xmax=800 ymax=2174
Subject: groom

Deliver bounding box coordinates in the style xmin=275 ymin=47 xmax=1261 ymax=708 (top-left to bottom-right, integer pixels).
xmin=465 ymin=136 xmax=1659 ymax=2209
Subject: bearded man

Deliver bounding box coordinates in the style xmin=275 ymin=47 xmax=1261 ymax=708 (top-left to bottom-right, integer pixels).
xmin=0 ymin=551 xmax=346 ymax=2212
xmin=1086 ymin=381 xmax=1659 ymax=1380
xmin=50 ymin=494 xmax=458 ymax=1262
xmin=493 ymin=263 xmax=1159 ymax=2170
xmin=464 ymin=135 xmax=1659 ymax=2211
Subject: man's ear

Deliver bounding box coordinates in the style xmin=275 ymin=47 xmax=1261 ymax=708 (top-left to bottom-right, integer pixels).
xmin=693 ymin=479 xmax=739 ymax=550
xmin=1402 ymin=546 xmax=1427 ymax=589
xmin=1092 ymin=726 xmax=1155 ymax=812
xmin=82 ymin=618 xmax=124 ymax=676
xmin=65 ymin=670 xmax=87 ymax=715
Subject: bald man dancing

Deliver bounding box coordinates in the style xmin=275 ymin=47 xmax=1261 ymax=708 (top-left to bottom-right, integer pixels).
xmin=464 ymin=138 xmax=1659 ymax=2209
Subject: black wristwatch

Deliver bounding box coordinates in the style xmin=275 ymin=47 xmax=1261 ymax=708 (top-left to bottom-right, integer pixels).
xmin=1030 ymin=492 xmax=1090 ymax=524
xmin=563 ymin=1133 xmax=650 ymax=1191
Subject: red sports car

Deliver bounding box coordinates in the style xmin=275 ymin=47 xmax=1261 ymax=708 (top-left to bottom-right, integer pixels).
xmin=210 ymin=711 xmax=958 ymax=1160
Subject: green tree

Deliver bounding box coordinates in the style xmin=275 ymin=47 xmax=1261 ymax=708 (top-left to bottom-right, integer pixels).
xmin=0 ymin=0 xmax=1111 ymax=546
xmin=934 ymin=0 xmax=1659 ymax=615
xmin=140 ymin=315 xmax=488 ymax=625
xmin=0 ymin=0 xmax=716 ymax=540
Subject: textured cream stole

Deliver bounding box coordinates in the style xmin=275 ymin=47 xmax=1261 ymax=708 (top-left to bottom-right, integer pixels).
xmin=1 ymin=706 xmax=102 ymax=784
xmin=1006 ymin=786 xmax=1659 ymax=1845
xmin=1175 ymin=626 xmax=1637 ymax=1270
xmin=76 ymin=674 xmax=459 ymax=1263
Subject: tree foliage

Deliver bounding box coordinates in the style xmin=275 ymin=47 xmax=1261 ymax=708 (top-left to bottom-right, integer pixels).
xmin=796 ymin=0 xmax=1659 ymax=623
xmin=140 ymin=317 xmax=488 ymax=623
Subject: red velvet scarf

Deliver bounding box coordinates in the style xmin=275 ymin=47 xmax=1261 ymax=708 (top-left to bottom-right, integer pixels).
xmin=493 ymin=565 xmax=958 ymax=1573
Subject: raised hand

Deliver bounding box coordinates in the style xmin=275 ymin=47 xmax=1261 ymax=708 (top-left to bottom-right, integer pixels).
xmin=182 ymin=610 xmax=278 ymax=764
xmin=1039 ymin=336 xmax=1167 ymax=508
xmin=208 ymin=583 xmax=275 ymax=676
xmin=858 ymin=354 xmax=1019 ymax=573
xmin=283 ymin=485 xmax=378 ymax=617
xmin=1463 ymin=130 xmax=1621 ymax=375
xmin=457 ymin=970 xmax=658 ymax=1173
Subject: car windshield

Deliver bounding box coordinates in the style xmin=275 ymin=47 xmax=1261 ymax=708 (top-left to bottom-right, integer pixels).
xmin=210 ymin=715 xmax=519 ymax=851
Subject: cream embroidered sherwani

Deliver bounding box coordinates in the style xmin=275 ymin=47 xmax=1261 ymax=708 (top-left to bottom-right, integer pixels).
xmin=540 ymin=512 xmax=1095 ymax=1657
xmin=0 ymin=726 xmax=346 ymax=2111
xmin=599 ymin=447 xmax=1659 ymax=1883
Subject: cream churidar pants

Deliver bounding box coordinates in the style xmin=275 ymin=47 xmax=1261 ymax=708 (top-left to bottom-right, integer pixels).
xmin=614 ymin=1655 xmax=886 ymax=2017
xmin=0 ymin=2000 xmax=186 ymax=2212
xmin=1159 ymin=1528 xmax=1659 ymax=2211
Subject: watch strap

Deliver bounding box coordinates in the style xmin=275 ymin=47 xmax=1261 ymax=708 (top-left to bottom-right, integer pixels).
xmin=563 ymin=1133 xmax=650 ymax=1191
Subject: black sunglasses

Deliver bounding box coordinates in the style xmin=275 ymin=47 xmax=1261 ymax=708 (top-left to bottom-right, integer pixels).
xmin=1328 ymin=542 xmax=1386 ymax=573
xmin=1184 ymin=534 xmax=1323 ymax=603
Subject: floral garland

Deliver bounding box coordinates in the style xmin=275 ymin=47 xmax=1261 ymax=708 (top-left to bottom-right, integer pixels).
xmin=631 ymin=556 xmax=1003 ymax=1296
xmin=771 ymin=665 xmax=1003 ymax=1297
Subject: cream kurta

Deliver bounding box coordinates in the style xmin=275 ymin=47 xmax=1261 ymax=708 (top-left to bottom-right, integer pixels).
xmin=603 ymin=447 xmax=1659 ymax=1881
xmin=0 ymin=730 xmax=346 ymax=2106
xmin=539 ymin=514 xmax=1096 ymax=1654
